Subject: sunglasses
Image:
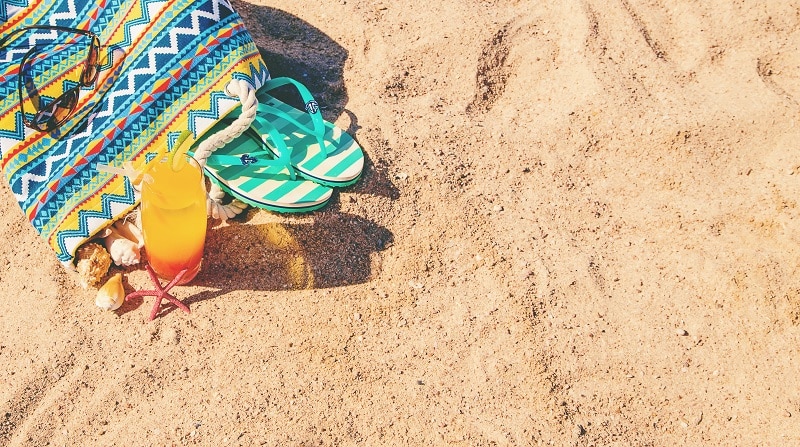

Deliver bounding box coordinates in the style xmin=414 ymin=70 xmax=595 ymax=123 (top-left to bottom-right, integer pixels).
xmin=0 ymin=25 xmax=101 ymax=132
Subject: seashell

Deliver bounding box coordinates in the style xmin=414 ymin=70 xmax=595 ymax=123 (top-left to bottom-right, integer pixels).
xmin=115 ymin=218 xmax=144 ymax=249
xmin=95 ymin=273 xmax=125 ymax=311
xmin=102 ymin=219 xmax=144 ymax=266
xmin=105 ymin=234 xmax=140 ymax=267
xmin=75 ymin=242 xmax=112 ymax=289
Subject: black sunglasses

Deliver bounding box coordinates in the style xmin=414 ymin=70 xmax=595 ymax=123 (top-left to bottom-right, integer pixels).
xmin=0 ymin=25 xmax=101 ymax=132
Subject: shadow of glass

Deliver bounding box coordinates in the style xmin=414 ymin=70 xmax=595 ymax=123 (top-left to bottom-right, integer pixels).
xmin=191 ymin=213 xmax=393 ymax=295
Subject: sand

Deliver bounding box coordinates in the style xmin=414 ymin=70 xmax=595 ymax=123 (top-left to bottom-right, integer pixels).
xmin=2 ymin=0 xmax=799 ymax=445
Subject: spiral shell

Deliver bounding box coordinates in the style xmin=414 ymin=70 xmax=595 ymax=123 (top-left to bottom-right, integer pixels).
xmin=75 ymin=242 xmax=112 ymax=289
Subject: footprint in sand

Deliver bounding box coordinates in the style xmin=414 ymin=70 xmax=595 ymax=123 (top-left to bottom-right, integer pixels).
xmin=0 ymin=352 xmax=79 ymax=444
xmin=583 ymin=0 xmax=715 ymax=85
xmin=467 ymin=23 xmax=513 ymax=115
xmin=757 ymin=52 xmax=800 ymax=107
xmin=466 ymin=12 xmax=567 ymax=117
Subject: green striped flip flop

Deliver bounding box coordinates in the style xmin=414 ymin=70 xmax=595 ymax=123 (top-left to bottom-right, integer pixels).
xmin=252 ymin=77 xmax=364 ymax=187
xmin=192 ymin=118 xmax=333 ymax=213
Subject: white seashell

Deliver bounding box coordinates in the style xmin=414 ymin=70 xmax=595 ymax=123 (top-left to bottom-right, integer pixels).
xmin=107 ymin=236 xmax=141 ymax=267
xmin=102 ymin=219 xmax=144 ymax=266
xmin=95 ymin=273 xmax=125 ymax=311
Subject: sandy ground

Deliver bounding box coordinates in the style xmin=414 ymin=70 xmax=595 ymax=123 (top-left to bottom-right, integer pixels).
xmin=2 ymin=0 xmax=800 ymax=445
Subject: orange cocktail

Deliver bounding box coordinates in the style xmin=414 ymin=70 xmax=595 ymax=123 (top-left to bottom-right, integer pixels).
xmin=140 ymin=154 xmax=207 ymax=284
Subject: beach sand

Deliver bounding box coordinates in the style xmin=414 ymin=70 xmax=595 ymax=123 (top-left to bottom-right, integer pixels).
xmin=1 ymin=0 xmax=799 ymax=445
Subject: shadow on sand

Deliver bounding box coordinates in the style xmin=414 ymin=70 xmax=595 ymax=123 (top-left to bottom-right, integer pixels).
xmin=195 ymin=212 xmax=393 ymax=291
xmin=124 ymin=4 xmax=399 ymax=315
xmin=232 ymin=1 xmax=400 ymax=202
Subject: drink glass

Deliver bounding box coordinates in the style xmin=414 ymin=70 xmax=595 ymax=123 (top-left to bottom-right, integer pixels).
xmin=140 ymin=154 xmax=207 ymax=284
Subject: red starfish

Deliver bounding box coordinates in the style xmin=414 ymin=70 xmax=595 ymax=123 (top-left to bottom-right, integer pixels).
xmin=125 ymin=264 xmax=191 ymax=320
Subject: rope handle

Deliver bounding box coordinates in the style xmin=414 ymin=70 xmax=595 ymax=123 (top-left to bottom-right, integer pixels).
xmin=194 ymin=79 xmax=260 ymax=220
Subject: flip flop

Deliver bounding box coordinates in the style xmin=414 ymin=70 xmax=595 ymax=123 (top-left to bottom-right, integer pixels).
xmin=249 ymin=77 xmax=365 ymax=187
xmin=191 ymin=118 xmax=333 ymax=213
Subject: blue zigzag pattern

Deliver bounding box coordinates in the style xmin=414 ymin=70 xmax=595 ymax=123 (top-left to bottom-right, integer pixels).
xmin=55 ymin=178 xmax=137 ymax=262
xmin=112 ymin=0 xmax=166 ymax=51
xmin=231 ymin=59 xmax=270 ymax=90
xmin=31 ymin=24 xmax=257 ymax=227
xmin=80 ymin=6 xmax=239 ymax=143
xmin=0 ymin=0 xmax=28 ymax=23
xmin=43 ymin=0 xmax=86 ymax=28
xmin=187 ymin=90 xmax=230 ymax=134
xmin=15 ymin=7 xmax=242 ymax=211
xmin=188 ymin=58 xmax=270 ymax=135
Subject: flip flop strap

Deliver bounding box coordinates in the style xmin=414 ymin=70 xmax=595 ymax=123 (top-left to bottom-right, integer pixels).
xmin=203 ymin=125 xmax=297 ymax=180
xmin=204 ymin=151 xmax=283 ymax=170
xmin=258 ymin=77 xmax=334 ymax=155
xmin=250 ymin=116 xmax=297 ymax=180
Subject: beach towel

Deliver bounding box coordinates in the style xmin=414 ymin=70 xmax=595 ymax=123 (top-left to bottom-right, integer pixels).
xmin=0 ymin=0 xmax=269 ymax=268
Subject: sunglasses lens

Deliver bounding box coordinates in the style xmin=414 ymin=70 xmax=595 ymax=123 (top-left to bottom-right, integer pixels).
xmin=32 ymin=87 xmax=79 ymax=131
xmin=82 ymin=43 xmax=99 ymax=85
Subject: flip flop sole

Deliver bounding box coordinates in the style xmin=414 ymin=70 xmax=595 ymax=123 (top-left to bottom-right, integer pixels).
xmin=205 ymin=168 xmax=332 ymax=213
xmin=194 ymin=122 xmax=333 ymax=213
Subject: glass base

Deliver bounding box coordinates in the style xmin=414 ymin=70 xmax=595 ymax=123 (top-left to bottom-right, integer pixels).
xmin=152 ymin=260 xmax=201 ymax=285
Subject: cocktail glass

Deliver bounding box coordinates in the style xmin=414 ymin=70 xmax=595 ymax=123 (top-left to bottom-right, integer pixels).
xmin=140 ymin=153 xmax=207 ymax=284
xmin=123 ymin=135 xmax=208 ymax=320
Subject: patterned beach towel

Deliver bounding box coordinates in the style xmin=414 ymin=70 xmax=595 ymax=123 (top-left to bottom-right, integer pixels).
xmin=0 ymin=0 xmax=268 ymax=268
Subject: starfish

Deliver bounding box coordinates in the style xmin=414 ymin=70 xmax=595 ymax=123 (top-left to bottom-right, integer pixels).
xmin=125 ymin=264 xmax=191 ymax=320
